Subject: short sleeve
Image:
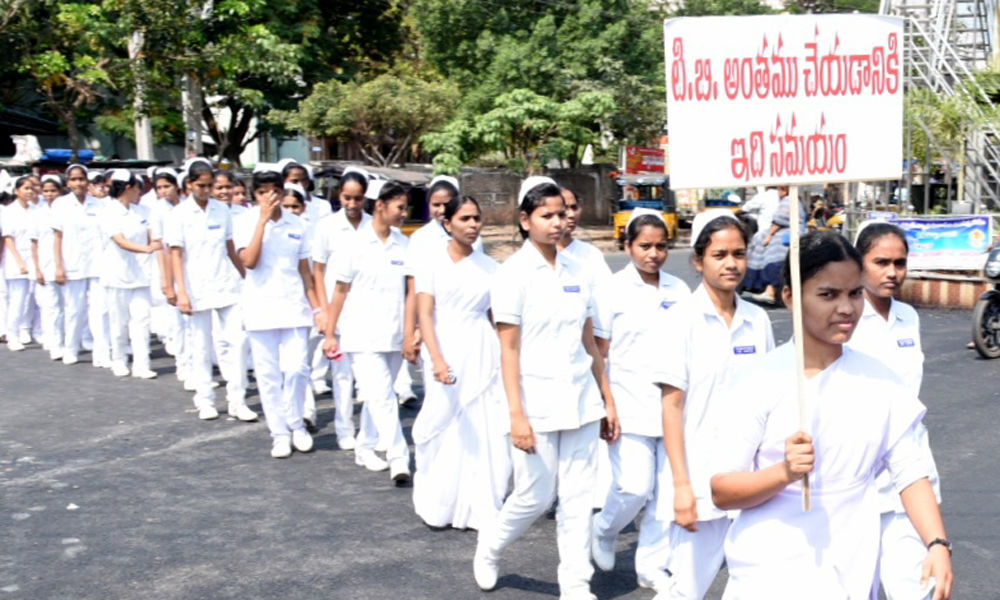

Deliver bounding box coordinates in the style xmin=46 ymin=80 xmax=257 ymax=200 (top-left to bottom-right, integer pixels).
xmin=763 ymin=313 xmax=776 ymax=352
xmin=232 ymin=214 xmax=252 ymax=252
xmin=310 ymin=221 xmax=331 ymax=264
xmin=29 ymin=211 xmax=42 ymax=240
xmin=651 ymin=307 xmax=690 ymax=390
xmin=329 ymin=242 xmax=357 ymax=284
xmin=490 ymin=262 xmax=524 ymax=325
xmin=150 ymin=207 xmax=165 ymax=240
xmin=164 ymin=210 xmax=183 ymax=248
xmin=882 ymin=396 xmax=931 ymax=494
xmin=49 ymin=203 xmax=64 ymax=232
xmin=414 ymin=257 xmax=435 ymax=295
xmin=592 ymin=281 xmax=612 ymax=340
xmin=298 ymin=227 xmax=311 ymax=261
xmin=223 ymin=208 xmax=234 ymax=241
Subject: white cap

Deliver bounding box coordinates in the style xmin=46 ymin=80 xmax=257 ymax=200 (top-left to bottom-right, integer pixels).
xmin=40 ymin=174 xmax=62 ymax=186
xmin=178 ymin=172 xmax=188 ymax=191
xmin=518 ymin=176 xmax=558 ymax=203
xmin=87 ymin=170 xmax=104 ymax=183
xmin=65 ymin=163 xmax=87 ymax=176
xmin=276 ymin=158 xmax=299 ymax=173
xmin=365 ymin=178 xmax=387 ymax=200
xmin=182 ymin=157 xmax=213 ymax=175
xmin=341 ymin=166 xmax=371 ymax=182
xmin=625 ymin=207 xmax=666 ymax=230
xmin=107 ymin=168 xmax=132 ymax=183
xmin=690 ymin=209 xmax=740 ymax=248
xmin=305 ymin=165 xmax=316 ymax=181
xmin=154 ymin=167 xmax=179 ymax=180
xmin=284 ymin=182 xmax=307 ymax=199
xmin=429 ymin=175 xmax=460 ymax=193
xmin=252 ymin=162 xmax=281 ymax=174
xmin=146 ymin=166 xmax=158 ymax=178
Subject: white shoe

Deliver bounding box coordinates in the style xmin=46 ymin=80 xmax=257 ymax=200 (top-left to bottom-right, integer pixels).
xmin=132 ymin=368 xmax=158 ymax=380
xmin=184 ymin=379 xmax=220 ymax=392
xmin=7 ymin=341 xmax=25 ymax=352
xmin=270 ymin=437 xmax=292 ymax=459
xmin=197 ymin=405 xmax=219 ymax=420
xmin=337 ymin=436 xmax=356 ymax=451
xmin=19 ymin=331 xmax=31 ymax=345
xmin=389 ymin=459 xmax=410 ymax=484
xmin=397 ymin=391 xmax=418 ymax=406
xmin=93 ymin=357 xmax=111 ymax=369
xmin=559 ymin=592 xmax=597 ymax=600
xmin=227 ymin=403 xmax=258 ymax=422
xmin=472 ymin=544 xmax=500 ymax=591
xmin=312 ymin=381 xmax=331 ymax=395
xmin=62 ymin=354 xmax=79 ymax=365
xmin=354 ymin=449 xmax=389 ymax=472
xmin=110 ymin=362 xmax=130 ymax=377
xmin=292 ymin=429 xmax=314 ymax=453
xmin=591 ymin=514 xmax=616 ymax=571
xmin=375 ymin=440 xmax=389 ymax=453
xmin=638 ymin=572 xmax=672 ymax=594
xmin=49 ymin=349 xmax=63 ymax=361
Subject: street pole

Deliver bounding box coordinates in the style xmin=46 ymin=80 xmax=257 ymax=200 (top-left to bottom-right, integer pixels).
xmin=128 ymin=30 xmax=154 ymax=160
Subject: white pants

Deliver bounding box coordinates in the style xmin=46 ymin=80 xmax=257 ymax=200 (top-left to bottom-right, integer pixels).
xmin=4 ymin=278 xmax=32 ymax=344
xmin=664 ymin=517 xmax=730 ymax=599
xmin=352 ymin=351 xmax=409 ymax=465
xmin=594 ymin=433 xmax=672 ymax=583
xmin=184 ymin=304 xmax=247 ymax=408
xmin=247 ymin=327 xmax=309 ymax=439
xmin=0 ymin=276 xmax=7 ymax=338
xmin=302 ymin=330 xmax=356 ymax=441
xmin=481 ymin=421 xmax=599 ymax=596
xmin=394 ymin=359 xmax=416 ymax=397
xmin=106 ymin=287 xmax=152 ymax=371
xmin=34 ymin=281 xmax=64 ymax=353
xmin=879 ymin=512 xmax=933 ymax=600
xmin=63 ymin=278 xmax=109 ymax=362
xmin=302 ymin=329 xmax=324 ymax=421
xmin=212 ymin=306 xmax=249 ymax=384
xmin=309 ymin=333 xmax=329 ymax=386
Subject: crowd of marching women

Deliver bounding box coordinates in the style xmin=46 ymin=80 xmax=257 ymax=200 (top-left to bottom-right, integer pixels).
xmin=0 ymin=159 xmax=952 ymax=599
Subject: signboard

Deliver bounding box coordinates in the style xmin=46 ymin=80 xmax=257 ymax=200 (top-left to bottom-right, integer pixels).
xmin=664 ymin=14 xmax=903 ymax=189
xmin=895 ymin=215 xmax=992 ymax=270
xmin=625 ymin=146 xmax=666 ymax=174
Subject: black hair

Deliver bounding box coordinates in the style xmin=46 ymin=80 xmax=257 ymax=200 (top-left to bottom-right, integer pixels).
xmin=213 ymin=170 xmax=237 ymax=185
xmin=283 ymin=186 xmax=306 ymax=205
xmin=693 ymin=216 xmax=748 ymax=259
xmin=251 ymin=170 xmax=283 ymax=193
xmin=282 ymin=163 xmax=313 ymax=192
xmin=377 ymin=182 xmax=407 ymax=203
xmin=782 ymin=231 xmax=863 ymax=290
xmin=428 ymin=179 xmax=459 ymax=203
xmin=187 ymin=161 xmax=214 ymax=184
xmin=339 ymin=171 xmax=368 ymax=195
xmin=153 ymin=172 xmax=178 ymax=187
xmin=625 ymin=214 xmax=668 ymax=245
xmin=108 ymin=173 xmax=138 ymax=199
xmin=88 ymin=172 xmax=106 ymax=184
xmin=855 ymin=222 xmax=909 ymax=256
xmin=14 ymin=175 xmax=35 ymax=191
xmin=517 ymin=182 xmax=563 ymax=240
xmin=443 ymin=194 xmax=480 ymax=221
xmin=561 ymin=187 xmax=580 ymax=203
xmin=232 ymin=178 xmax=247 ymax=190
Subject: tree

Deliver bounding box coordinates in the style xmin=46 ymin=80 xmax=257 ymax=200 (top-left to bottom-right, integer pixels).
xmin=272 ymin=72 xmax=460 ymax=167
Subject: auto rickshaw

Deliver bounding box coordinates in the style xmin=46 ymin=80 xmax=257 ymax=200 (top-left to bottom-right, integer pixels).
xmin=613 ymin=174 xmax=679 ymax=249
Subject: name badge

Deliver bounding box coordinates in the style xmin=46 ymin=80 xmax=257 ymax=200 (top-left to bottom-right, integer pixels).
xmin=733 ymin=345 xmax=756 ymax=355
xmin=390 ymin=259 xmax=404 ymax=266
xmin=563 ymin=285 xmax=581 ymax=293
xmin=208 ymin=224 xmax=222 ymax=230
xmin=140 ymin=220 xmax=148 ymax=226
xmin=897 ymin=338 xmax=915 ymax=348
xmin=660 ymin=300 xmax=675 ymax=310
xmin=86 ymin=212 xmax=97 ymax=217
xmin=288 ymin=232 xmax=301 ymax=240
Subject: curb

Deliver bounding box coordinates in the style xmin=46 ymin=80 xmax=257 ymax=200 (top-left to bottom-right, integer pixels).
xmin=901 ymin=272 xmax=989 ymax=310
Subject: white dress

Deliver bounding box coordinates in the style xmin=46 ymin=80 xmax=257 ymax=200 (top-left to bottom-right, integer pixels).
xmin=411 ymin=247 xmax=511 ymax=530
xmin=714 ymin=344 xmax=934 ymax=600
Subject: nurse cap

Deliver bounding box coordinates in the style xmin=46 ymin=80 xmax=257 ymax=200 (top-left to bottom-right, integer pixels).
xmin=341 ymin=166 xmax=371 ymax=182
xmin=276 ymin=158 xmax=301 ymax=173
xmin=182 ymin=157 xmax=213 ymax=174
xmin=65 ymin=163 xmax=88 ymax=177
xmin=107 ymin=168 xmax=132 ymax=183
xmin=87 ymin=170 xmax=104 ymax=183
xmin=689 ymin=208 xmax=740 ymax=248
xmin=429 ymin=174 xmax=460 ymax=193
xmin=365 ymin=178 xmax=388 ymax=200
xmin=252 ymin=162 xmax=281 ymax=175
xmin=40 ymin=174 xmax=62 ymax=186
xmin=517 ymin=175 xmax=558 ymax=204
xmin=626 ymin=207 xmax=666 ymax=230
xmin=284 ymin=182 xmax=307 ymax=199
xmin=154 ymin=167 xmax=179 ymax=180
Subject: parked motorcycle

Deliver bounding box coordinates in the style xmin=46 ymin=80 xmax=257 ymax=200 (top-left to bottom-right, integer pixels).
xmin=972 ymin=246 xmax=1000 ymax=358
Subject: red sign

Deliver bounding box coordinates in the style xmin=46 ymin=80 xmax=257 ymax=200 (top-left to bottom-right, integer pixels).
xmin=625 ymin=146 xmax=666 ymax=174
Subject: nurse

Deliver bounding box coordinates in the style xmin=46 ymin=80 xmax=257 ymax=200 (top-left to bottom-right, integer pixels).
xmin=322 ymin=180 xmax=414 ymax=483
xmin=312 ymin=167 xmax=372 ymax=449
xmin=165 ymin=161 xmax=255 ymax=422
xmin=32 ymin=174 xmax=65 ymax=359
xmin=653 ymin=215 xmax=774 ymax=599
xmin=557 ymin=187 xmax=612 ymax=283
xmin=87 ymin=170 xmax=108 ymax=199
xmin=472 ymin=177 xmax=619 ymax=600
xmin=2 ymin=175 xmax=38 ymax=351
xmin=710 ymin=231 xmax=952 ymax=600
xmin=234 ymin=172 xmax=321 ymax=458
xmin=848 ymin=222 xmax=942 ymax=600
xmin=99 ymin=169 xmax=158 ymax=378
xmin=412 ymin=194 xmax=511 ymax=530
xmin=148 ymin=168 xmax=183 ymax=357
xmin=51 ymin=164 xmax=108 ymax=366
xmin=590 ymin=209 xmax=691 ymax=586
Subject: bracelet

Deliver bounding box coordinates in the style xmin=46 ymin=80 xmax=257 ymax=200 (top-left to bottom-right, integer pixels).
xmin=927 ymin=538 xmax=953 ymax=555
xmin=312 ymin=308 xmax=322 ymax=315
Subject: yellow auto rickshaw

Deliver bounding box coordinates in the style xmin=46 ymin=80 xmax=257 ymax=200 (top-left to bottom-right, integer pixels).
xmin=613 ymin=174 xmax=679 ymax=249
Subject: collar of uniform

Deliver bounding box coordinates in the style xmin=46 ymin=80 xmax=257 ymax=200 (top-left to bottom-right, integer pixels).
xmin=418 ymin=220 xmax=448 ymax=240
xmin=693 ymin=282 xmax=753 ymax=328
xmin=359 ymin=220 xmax=403 ymax=248
xmin=180 ymin=197 xmax=219 ymax=214
xmin=333 ymin=208 xmax=370 ymax=232
xmin=106 ymin=200 xmax=130 ymax=216
xmin=622 ymin=261 xmax=679 ymax=291
xmin=523 ymin=238 xmax=573 ymax=272
xmin=862 ymin=296 xmax=904 ymax=324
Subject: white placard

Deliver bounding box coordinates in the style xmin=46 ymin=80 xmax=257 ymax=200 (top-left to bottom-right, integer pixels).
xmin=664 ymin=14 xmax=903 ymax=189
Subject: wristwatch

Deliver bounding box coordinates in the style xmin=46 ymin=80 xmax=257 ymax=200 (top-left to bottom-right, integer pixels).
xmin=927 ymin=538 xmax=953 ymax=555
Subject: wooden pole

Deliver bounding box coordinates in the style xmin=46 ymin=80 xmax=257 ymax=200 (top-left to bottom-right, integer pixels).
xmin=788 ymin=186 xmax=811 ymax=511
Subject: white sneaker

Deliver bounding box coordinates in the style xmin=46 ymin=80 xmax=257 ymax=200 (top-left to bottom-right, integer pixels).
xmin=184 ymin=380 xmax=220 ymax=392
xmin=337 ymin=436 xmax=356 ymax=451
xmin=131 ymin=368 xmax=158 ymax=380
xmin=18 ymin=331 xmax=31 ymax=345
xmin=93 ymin=357 xmax=111 ymax=369
xmin=591 ymin=513 xmax=616 ymax=571
xmin=110 ymin=362 xmax=130 ymax=377
xmin=312 ymin=381 xmax=331 ymax=395
xmin=389 ymin=459 xmax=410 ymax=484
xmin=7 ymin=341 xmax=25 ymax=352
xmin=397 ymin=391 xmax=418 ymax=406
xmin=473 ymin=543 xmax=500 ymax=591
xmin=197 ymin=405 xmax=219 ymax=420
xmin=270 ymin=437 xmax=292 ymax=459
xmin=638 ymin=572 xmax=672 ymax=594
xmin=291 ymin=429 xmax=314 ymax=453
xmin=354 ymin=449 xmax=389 ymax=472
xmin=62 ymin=354 xmax=79 ymax=365
xmin=227 ymin=403 xmax=258 ymax=422
xmin=49 ymin=348 xmax=63 ymax=361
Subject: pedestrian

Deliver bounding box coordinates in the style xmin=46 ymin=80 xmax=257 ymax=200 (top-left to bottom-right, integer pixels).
xmin=744 ymin=185 xmax=806 ymax=304
xmin=653 ymin=214 xmax=774 ymax=599
xmin=31 ymin=174 xmax=65 ymax=360
xmin=234 ymin=173 xmax=321 ymax=458
xmin=165 ymin=160 xmax=255 ymax=422
xmin=51 ymin=164 xmax=109 ymax=366
xmin=589 ymin=208 xmax=692 ymax=585
xmin=2 ymin=175 xmax=38 ymax=351
xmin=710 ymin=231 xmax=952 ymax=600
xmin=412 ymin=194 xmax=511 ymax=530
xmin=311 ymin=166 xmax=371 ymax=448
xmin=148 ymin=168 xmax=183 ymax=359
xmin=322 ymin=180 xmax=415 ymax=483
xmin=231 ymin=178 xmax=248 ymax=207
xmin=280 ymin=159 xmax=332 ymax=222
xmin=848 ymin=222 xmax=942 ymax=600
xmin=87 ymin=170 xmax=108 ymax=200
xmin=558 ymin=187 xmax=612 ymax=283
xmin=472 ymin=177 xmax=620 ymax=600
xmin=213 ymin=170 xmax=246 ymax=217
xmin=99 ymin=169 xmax=157 ymax=379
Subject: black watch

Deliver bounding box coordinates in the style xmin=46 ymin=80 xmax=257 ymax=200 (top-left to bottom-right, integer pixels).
xmin=927 ymin=538 xmax=953 ymax=555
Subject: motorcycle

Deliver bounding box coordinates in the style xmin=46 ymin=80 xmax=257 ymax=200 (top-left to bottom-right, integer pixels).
xmin=972 ymin=246 xmax=1000 ymax=358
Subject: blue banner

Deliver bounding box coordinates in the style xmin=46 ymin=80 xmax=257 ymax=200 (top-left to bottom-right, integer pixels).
xmin=893 ymin=216 xmax=992 ymax=270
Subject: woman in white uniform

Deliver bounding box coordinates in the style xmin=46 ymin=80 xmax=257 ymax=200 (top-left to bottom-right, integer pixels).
xmin=710 ymin=231 xmax=953 ymax=600
xmin=472 ymin=178 xmax=619 ymax=600
xmin=2 ymin=175 xmax=38 ymax=351
xmin=849 ymin=222 xmax=942 ymax=600
xmin=653 ymin=215 xmax=774 ymax=599
xmin=590 ymin=209 xmax=691 ymax=586
xmin=235 ymin=171 xmax=321 ymax=458
xmin=99 ymin=169 xmax=158 ymax=378
xmin=31 ymin=174 xmax=65 ymax=359
xmin=323 ymin=181 xmax=415 ymax=484
xmin=412 ymin=194 xmax=511 ymax=530
xmin=148 ymin=169 xmax=182 ymax=356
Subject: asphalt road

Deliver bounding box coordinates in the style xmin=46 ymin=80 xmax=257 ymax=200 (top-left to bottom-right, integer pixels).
xmin=1 ymin=248 xmax=998 ymax=599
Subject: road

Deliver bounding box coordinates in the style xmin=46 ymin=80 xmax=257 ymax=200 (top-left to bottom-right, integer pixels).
xmin=1 ymin=248 xmax=997 ymax=599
